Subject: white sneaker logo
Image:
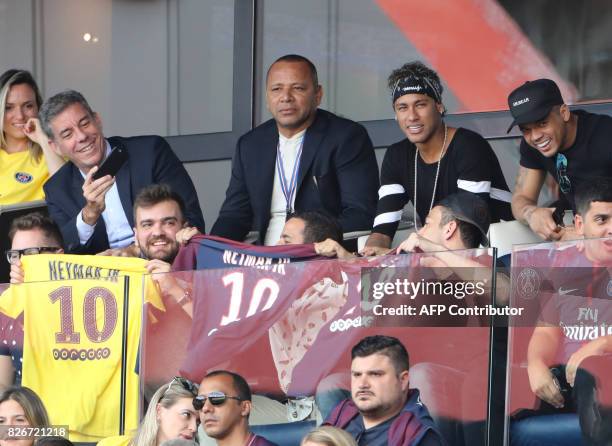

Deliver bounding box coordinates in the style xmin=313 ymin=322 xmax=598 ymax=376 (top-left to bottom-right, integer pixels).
xmin=558 ymin=287 xmax=578 ymax=295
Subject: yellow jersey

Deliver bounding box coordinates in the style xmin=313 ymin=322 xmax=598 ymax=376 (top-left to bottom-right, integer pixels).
xmin=0 ymin=254 xmax=162 ymax=442
xmin=0 ymin=149 xmax=48 ymax=204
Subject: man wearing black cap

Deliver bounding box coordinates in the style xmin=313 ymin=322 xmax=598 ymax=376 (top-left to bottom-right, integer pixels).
xmin=396 ymin=191 xmax=510 ymax=306
xmin=396 ymin=191 xmax=490 ymax=253
xmin=362 ymin=61 xmax=512 ymax=256
xmin=508 ymin=78 xmax=612 ymax=240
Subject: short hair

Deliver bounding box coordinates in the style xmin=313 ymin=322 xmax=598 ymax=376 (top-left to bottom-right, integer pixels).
xmin=133 ymin=184 xmax=186 ymax=222
xmin=387 ymin=61 xmax=444 ymax=103
xmin=204 ymin=370 xmax=252 ymax=402
xmin=439 ymin=206 xmax=482 ymax=249
xmin=0 ymin=69 xmax=44 ymax=159
xmin=301 ymin=426 xmax=357 ymax=446
xmin=35 ymin=437 xmax=74 ymax=446
xmin=39 ymin=90 xmax=95 ymax=139
xmin=288 ymin=210 xmax=343 ymax=244
xmin=0 ymin=387 xmax=50 ymax=428
xmin=8 ymin=212 xmax=64 ymax=247
xmin=266 ymin=54 xmax=319 ymax=87
xmin=574 ymin=177 xmax=612 ymax=216
xmin=351 ymin=335 xmax=409 ymax=374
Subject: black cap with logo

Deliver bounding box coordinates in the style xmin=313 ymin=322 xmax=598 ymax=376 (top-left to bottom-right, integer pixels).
xmin=506 ymin=79 xmax=564 ymax=133
xmin=438 ymin=192 xmax=490 ymax=247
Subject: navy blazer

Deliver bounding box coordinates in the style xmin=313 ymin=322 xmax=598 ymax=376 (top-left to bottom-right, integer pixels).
xmin=211 ymin=109 xmax=379 ymax=243
xmin=44 ymin=135 xmax=205 ymax=254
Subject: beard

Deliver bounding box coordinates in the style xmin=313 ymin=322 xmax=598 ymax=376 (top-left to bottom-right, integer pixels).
xmin=141 ymin=235 xmax=179 ymax=263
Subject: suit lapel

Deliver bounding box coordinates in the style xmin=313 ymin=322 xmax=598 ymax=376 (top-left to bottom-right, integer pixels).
xmin=258 ymin=125 xmax=279 ymax=215
xmin=70 ymin=165 xmax=86 ymax=209
xmin=296 ymin=109 xmax=325 ymax=191
xmin=106 ymin=136 xmax=134 ymax=227
xmin=115 ymin=152 xmax=134 ymax=227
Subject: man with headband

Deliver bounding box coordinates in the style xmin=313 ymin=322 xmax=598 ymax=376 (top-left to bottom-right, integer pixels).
xmin=211 ymin=54 xmax=379 ymax=245
xmin=362 ymin=61 xmax=512 ymax=255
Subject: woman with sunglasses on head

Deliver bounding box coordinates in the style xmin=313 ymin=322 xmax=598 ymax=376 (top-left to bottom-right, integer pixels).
xmin=0 ymin=386 xmax=50 ymax=446
xmin=98 ymin=377 xmax=199 ymax=446
xmin=0 ymin=69 xmax=64 ymax=205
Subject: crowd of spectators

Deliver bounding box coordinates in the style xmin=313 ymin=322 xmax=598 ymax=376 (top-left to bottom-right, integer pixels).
xmin=0 ymin=53 xmax=611 ymax=446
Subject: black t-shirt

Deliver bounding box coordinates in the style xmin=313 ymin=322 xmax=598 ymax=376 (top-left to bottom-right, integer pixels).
xmin=519 ymin=110 xmax=612 ymax=210
xmin=373 ymin=127 xmax=513 ymax=238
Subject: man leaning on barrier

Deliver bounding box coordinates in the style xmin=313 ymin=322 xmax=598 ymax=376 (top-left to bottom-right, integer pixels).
xmin=518 ymin=177 xmax=612 ymax=445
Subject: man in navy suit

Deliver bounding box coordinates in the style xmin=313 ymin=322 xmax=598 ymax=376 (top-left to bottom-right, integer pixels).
xmin=211 ymin=54 xmax=379 ymax=245
xmin=39 ymin=90 xmax=204 ymax=254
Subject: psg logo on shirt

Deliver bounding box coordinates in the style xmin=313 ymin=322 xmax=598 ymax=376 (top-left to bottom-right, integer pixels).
xmin=516 ymin=267 xmax=541 ymax=300
xmin=15 ymin=172 xmax=33 ymax=184
xmin=607 ymin=279 xmax=612 ymax=297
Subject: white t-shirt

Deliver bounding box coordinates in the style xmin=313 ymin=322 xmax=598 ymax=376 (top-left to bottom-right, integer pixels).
xmin=264 ymin=129 xmax=306 ymax=245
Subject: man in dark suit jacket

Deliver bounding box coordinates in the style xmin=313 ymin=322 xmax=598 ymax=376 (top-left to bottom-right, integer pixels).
xmin=39 ymin=90 xmax=204 ymax=254
xmin=211 ymin=54 xmax=379 ymax=245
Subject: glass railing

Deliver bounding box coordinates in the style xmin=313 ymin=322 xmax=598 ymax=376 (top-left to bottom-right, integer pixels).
xmin=143 ymin=248 xmax=498 ymax=446
xmin=507 ymin=237 xmax=612 ymax=446
xmin=0 ymin=247 xmax=508 ymax=445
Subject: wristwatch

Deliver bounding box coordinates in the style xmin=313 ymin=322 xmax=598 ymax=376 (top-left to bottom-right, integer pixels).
xmin=176 ymin=288 xmax=192 ymax=306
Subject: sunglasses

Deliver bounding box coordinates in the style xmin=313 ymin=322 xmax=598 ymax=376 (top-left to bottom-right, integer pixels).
xmin=192 ymin=391 xmax=243 ymax=410
xmin=163 ymin=376 xmax=199 ymax=398
xmin=555 ymin=153 xmax=571 ymax=195
xmin=5 ymin=247 xmax=60 ymax=264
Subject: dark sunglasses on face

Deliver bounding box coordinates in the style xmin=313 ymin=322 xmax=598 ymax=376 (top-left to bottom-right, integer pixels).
xmin=5 ymin=247 xmax=60 ymax=264
xmin=192 ymin=391 xmax=243 ymax=410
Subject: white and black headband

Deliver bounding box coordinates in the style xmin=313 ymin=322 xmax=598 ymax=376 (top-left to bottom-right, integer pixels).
xmin=391 ymin=75 xmax=442 ymax=104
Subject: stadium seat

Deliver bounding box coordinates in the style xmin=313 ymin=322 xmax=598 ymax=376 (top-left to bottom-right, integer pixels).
xmin=251 ymin=420 xmax=316 ymax=446
xmin=488 ymin=221 xmax=541 ymax=257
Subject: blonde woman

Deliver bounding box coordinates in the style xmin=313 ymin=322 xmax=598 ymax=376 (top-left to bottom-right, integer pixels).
xmin=301 ymin=427 xmax=356 ymax=446
xmin=98 ymin=377 xmax=199 ymax=446
xmin=0 ymin=69 xmax=64 ymax=204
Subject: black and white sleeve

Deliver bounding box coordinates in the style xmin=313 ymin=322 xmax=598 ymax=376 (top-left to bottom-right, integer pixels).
xmin=372 ymin=143 xmax=409 ymax=238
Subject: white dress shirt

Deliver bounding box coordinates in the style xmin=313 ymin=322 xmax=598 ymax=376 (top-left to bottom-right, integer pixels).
xmin=264 ymin=129 xmax=306 ymax=245
xmin=76 ymin=141 xmax=135 ymax=248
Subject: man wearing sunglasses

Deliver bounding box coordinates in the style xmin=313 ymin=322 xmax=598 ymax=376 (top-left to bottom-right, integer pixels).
xmin=508 ymin=79 xmax=612 ymax=241
xmin=196 ymin=371 xmax=276 ymax=446
xmin=1 ymin=212 xmax=63 ymax=388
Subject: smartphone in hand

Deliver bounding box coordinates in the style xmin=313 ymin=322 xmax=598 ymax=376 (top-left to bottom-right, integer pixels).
xmin=92 ymin=145 xmax=128 ymax=180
